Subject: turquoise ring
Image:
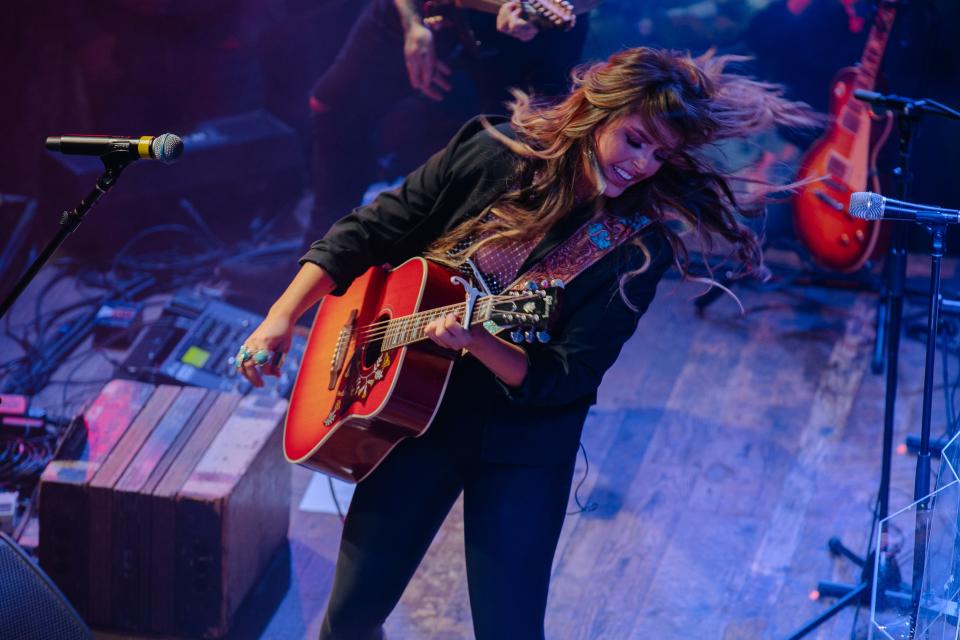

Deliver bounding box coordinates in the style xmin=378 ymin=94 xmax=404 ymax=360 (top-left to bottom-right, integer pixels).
xmin=253 ymin=349 xmax=271 ymax=367
xmin=235 ymin=345 xmax=252 ymax=368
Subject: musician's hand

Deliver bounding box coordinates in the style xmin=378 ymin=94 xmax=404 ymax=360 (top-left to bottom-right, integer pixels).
xmin=497 ymin=1 xmax=540 ymax=42
xmin=235 ymin=313 xmax=294 ymax=388
xmin=402 ymin=22 xmax=452 ymax=101
xmin=424 ymin=313 xmax=483 ymax=351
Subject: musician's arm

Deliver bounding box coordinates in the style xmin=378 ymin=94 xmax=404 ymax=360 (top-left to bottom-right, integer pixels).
xmin=268 ymin=262 xmax=336 ymax=325
xmin=498 ymin=234 xmax=671 ymax=406
xmin=394 ymin=0 xmax=451 ymax=99
xmin=394 ymin=0 xmax=424 ymax=31
xmin=300 ymin=116 xmax=513 ymax=295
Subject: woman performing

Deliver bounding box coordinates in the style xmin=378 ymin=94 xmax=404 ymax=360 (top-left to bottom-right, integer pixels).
xmin=237 ymin=47 xmax=815 ymax=640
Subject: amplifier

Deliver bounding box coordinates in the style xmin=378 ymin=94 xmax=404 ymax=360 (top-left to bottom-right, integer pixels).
xmin=39 ymin=379 xmax=290 ymax=637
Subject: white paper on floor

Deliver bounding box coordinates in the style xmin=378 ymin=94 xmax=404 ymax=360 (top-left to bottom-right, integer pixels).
xmin=299 ymin=473 xmax=357 ymax=514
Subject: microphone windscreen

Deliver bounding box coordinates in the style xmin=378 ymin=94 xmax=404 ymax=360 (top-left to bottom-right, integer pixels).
xmin=152 ymin=133 xmax=184 ymax=164
xmin=849 ymin=191 xmax=884 ymax=220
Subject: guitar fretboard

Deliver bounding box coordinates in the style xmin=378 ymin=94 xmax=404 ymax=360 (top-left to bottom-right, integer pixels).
xmin=379 ymin=298 xmax=496 ymax=351
xmin=856 ymin=2 xmax=897 ymax=91
xmin=839 ymin=2 xmax=897 ymax=128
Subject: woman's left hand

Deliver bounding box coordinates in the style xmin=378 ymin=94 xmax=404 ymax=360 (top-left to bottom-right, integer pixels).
xmin=424 ymin=313 xmax=482 ymax=351
xmin=496 ymin=1 xmax=539 ymax=42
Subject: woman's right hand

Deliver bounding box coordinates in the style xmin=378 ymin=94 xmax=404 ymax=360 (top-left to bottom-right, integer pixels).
xmin=402 ymin=22 xmax=451 ymax=101
xmin=236 ymin=312 xmax=295 ymax=388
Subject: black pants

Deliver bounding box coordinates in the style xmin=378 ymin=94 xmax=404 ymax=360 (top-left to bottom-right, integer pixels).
xmin=318 ymin=415 xmax=577 ymax=640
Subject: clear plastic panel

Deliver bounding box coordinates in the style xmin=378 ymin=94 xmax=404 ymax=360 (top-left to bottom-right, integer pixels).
xmin=871 ymin=479 xmax=960 ymax=640
xmin=939 ymin=430 xmax=960 ymax=487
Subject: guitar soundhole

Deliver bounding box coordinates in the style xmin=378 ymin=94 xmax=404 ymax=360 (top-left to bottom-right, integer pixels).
xmin=361 ymin=313 xmax=389 ymax=369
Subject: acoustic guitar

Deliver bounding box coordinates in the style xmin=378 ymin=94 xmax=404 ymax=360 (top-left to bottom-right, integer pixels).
xmin=283 ymin=257 xmax=559 ymax=482
xmin=791 ymin=1 xmax=897 ymax=273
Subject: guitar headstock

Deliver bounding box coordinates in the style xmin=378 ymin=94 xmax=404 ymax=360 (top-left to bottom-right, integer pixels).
xmin=483 ymin=280 xmax=563 ymax=343
xmin=522 ymin=0 xmax=576 ymax=31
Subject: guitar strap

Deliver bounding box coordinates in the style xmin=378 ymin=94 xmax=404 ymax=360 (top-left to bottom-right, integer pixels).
xmin=505 ymin=212 xmax=654 ymax=292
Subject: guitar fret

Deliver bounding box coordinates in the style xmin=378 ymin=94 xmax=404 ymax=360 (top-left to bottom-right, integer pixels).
xmin=385 ymin=297 xmax=503 ymax=350
xmin=858 ymin=7 xmax=896 ymax=78
xmin=415 ymin=314 xmax=425 ymax=342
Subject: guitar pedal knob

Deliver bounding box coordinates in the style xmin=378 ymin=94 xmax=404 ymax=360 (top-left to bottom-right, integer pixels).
xmin=524 ymin=330 xmax=535 ymax=343
xmin=510 ymin=329 xmax=524 ymax=344
xmin=839 ymin=233 xmax=851 ymax=246
xmin=536 ymin=330 xmax=551 ymax=343
xmin=855 ymin=229 xmax=865 ymax=242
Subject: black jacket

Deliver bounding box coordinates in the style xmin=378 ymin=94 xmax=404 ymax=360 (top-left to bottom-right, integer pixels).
xmin=302 ymin=116 xmax=673 ymax=465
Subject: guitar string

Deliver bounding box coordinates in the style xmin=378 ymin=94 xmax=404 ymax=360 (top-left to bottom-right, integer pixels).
xmin=352 ymin=296 xmax=544 ymax=345
xmin=354 ymin=311 xmax=542 ymax=347
xmin=353 ymin=299 xmax=541 ymax=341
xmin=352 ymin=293 xmax=539 ymax=338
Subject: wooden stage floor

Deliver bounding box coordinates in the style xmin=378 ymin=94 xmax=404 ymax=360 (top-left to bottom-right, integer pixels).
xmin=260 ymin=269 xmax=946 ymax=640
xmin=7 ymin=259 xmax=954 ymax=640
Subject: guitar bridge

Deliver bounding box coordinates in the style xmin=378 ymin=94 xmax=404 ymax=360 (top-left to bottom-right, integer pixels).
xmin=328 ymin=309 xmax=357 ymax=391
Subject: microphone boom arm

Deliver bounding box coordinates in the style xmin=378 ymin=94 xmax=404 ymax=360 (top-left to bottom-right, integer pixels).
xmin=0 ymin=152 xmax=138 ymax=319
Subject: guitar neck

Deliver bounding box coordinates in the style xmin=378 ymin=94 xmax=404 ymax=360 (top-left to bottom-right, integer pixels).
xmin=454 ymin=0 xmax=598 ymax=17
xmin=856 ymin=1 xmax=897 ymax=91
xmin=381 ymin=299 xmax=495 ymax=351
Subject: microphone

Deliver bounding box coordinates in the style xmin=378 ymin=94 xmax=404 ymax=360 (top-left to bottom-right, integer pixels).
xmin=44 ymin=133 xmax=184 ymax=164
xmin=853 ymin=89 xmax=916 ymax=108
xmin=849 ymin=191 xmax=960 ymax=225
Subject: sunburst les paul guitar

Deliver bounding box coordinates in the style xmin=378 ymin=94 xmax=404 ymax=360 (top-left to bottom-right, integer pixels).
xmin=283 ymin=257 xmax=560 ymax=482
xmin=792 ymin=1 xmax=897 ymax=273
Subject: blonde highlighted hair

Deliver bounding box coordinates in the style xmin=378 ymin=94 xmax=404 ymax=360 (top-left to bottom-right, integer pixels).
xmin=424 ymin=47 xmax=819 ymax=309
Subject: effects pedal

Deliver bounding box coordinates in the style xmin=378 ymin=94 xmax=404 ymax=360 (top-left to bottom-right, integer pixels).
xmin=121 ymin=290 xmax=306 ymax=397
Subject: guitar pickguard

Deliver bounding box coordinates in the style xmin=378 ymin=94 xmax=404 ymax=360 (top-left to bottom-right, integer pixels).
xmin=323 ymin=350 xmax=395 ymax=427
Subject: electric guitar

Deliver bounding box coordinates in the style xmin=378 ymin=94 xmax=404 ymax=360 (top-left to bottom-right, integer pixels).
xmin=421 ymin=0 xmax=599 ymax=57
xmin=791 ymin=1 xmax=897 ymax=273
xmin=283 ymin=257 xmax=560 ymax=482
xmin=422 ymin=0 xmax=592 ymax=31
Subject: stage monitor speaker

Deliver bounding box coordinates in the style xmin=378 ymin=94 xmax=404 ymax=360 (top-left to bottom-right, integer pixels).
xmin=0 ymin=532 xmax=93 ymax=640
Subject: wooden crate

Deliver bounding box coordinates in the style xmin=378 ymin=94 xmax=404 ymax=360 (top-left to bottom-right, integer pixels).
xmin=38 ymin=379 xmax=291 ymax=638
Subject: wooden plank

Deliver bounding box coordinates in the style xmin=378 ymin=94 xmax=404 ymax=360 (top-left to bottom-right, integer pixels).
xmin=150 ymin=391 xmax=241 ymax=635
xmin=38 ymin=379 xmax=155 ymax=619
xmin=749 ymin=296 xmax=873 ymax=593
xmin=85 ymin=384 xmax=181 ymax=627
xmin=110 ymin=386 xmax=210 ymax=631
xmin=175 ymin=394 xmax=290 ymax=638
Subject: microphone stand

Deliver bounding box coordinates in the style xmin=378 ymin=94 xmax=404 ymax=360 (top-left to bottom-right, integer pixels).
xmin=0 ymin=151 xmax=138 ymax=320
xmin=783 ymin=94 xmax=960 ymax=640
xmin=908 ymin=219 xmax=946 ymax=638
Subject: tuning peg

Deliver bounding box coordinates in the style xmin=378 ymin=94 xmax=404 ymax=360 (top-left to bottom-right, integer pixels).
xmin=536 ymin=330 xmax=551 ymax=343
xmin=550 ymin=278 xmax=565 ymax=289
xmin=524 ymin=330 xmax=535 ymax=343
xmin=525 ymin=280 xmax=538 ymax=291
xmin=510 ymin=329 xmax=524 ymax=343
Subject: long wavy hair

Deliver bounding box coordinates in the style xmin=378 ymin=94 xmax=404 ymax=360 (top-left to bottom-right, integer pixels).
xmin=423 ymin=47 xmax=819 ymax=309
